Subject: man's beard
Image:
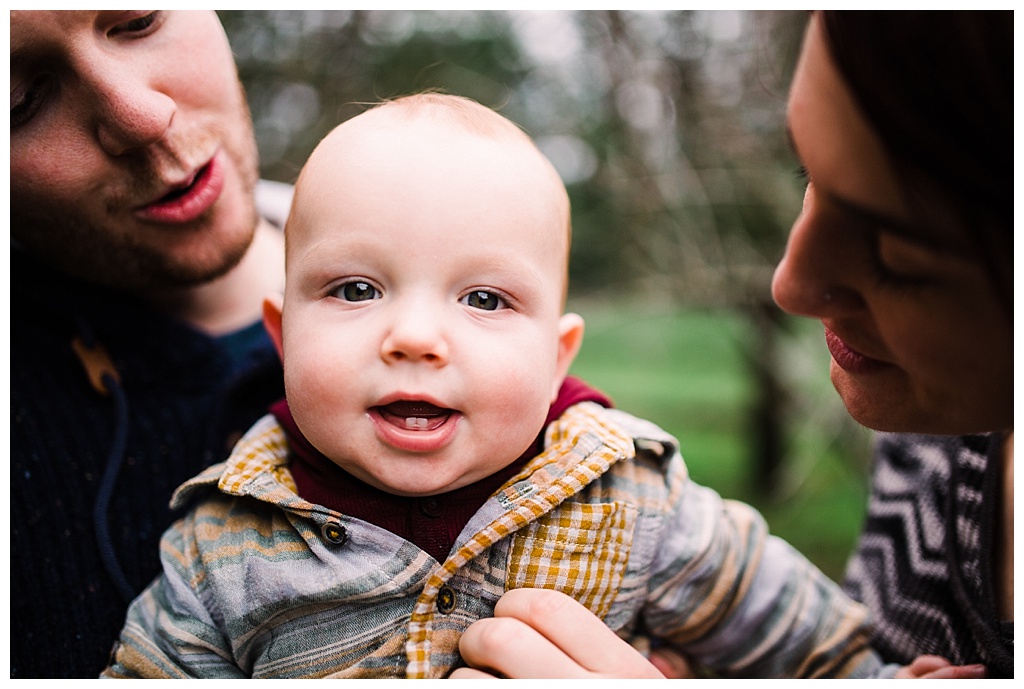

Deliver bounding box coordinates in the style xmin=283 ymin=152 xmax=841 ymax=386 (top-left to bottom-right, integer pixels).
xmin=11 ymin=133 xmax=260 ymax=294
xmin=11 ymin=198 xmax=256 ymax=294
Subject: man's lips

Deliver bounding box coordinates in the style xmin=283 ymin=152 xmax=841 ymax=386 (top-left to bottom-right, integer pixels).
xmin=134 ymin=152 xmax=224 ymax=224
xmin=824 ymin=327 xmax=886 ymax=374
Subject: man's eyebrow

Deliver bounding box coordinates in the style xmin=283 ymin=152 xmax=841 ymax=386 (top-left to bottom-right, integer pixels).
xmin=10 ymin=41 xmax=41 ymax=70
xmin=8 ymin=26 xmax=38 ymax=64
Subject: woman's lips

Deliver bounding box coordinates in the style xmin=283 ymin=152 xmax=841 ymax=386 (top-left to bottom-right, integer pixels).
xmin=824 ymin=327 xmax=886 ymax=374
xmin=369 ymin=400 xmax=461 ymax=453
xmin=134 ymin=152 xmax=224 ymax=224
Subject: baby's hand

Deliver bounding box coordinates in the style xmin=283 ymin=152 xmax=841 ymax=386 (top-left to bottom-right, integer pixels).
xmin=894 ymin=655 xmax=986 ymax=679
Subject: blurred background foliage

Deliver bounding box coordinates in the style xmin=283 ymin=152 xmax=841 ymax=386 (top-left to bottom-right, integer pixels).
xmin=219 ymin=9 xmax=872 ymax=580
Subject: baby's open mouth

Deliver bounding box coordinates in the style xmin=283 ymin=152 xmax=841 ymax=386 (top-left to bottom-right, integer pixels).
xmin=375 ymin=401 xmax=453 ymax=431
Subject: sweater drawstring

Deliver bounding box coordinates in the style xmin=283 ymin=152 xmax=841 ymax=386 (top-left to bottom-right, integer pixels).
xmin=72 ymin=319 xmax=136 ymax=604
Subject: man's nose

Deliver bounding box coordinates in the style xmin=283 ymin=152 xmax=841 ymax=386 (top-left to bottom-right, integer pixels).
xmin=85 ymin=57 xmax=176 ymax=156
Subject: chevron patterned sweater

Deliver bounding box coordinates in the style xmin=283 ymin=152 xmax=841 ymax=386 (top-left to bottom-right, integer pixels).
xmin=843 ymin=432 xmax=1013 ymax=677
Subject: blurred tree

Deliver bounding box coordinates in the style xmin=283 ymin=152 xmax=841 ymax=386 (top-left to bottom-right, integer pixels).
xmin=218 ymin=10 xmax=530 ymax=183
xmin=219 ymin=10 xmax=865 ymax=497
xmin=512 ymin=10 xmax=849 ymax=496
xmin=218 ymin=11 xmax=804 ymax=298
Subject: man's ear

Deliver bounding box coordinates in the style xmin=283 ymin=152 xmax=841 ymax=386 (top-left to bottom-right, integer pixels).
xmin=551 ymin=313 xmax=585 ymax=401
xmin=262 ymin=293 xmax=285 ymax=360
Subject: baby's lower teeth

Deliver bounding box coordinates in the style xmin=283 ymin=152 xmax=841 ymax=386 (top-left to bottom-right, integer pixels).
xmin=405 ymin=417 xmax=430 ymax=430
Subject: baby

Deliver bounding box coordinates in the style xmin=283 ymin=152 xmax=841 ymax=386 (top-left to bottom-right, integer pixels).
xmin=104 ymin=94 xmax=895 ymax=678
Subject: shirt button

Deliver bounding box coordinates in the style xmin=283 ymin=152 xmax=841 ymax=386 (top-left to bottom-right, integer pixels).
xmin=437 ymin=585 xmax=457 ymax=614
xmin=420 ymin=497 xmax=442 ymax=518
xmin=321 ymin=521 xmax=348 ymax=546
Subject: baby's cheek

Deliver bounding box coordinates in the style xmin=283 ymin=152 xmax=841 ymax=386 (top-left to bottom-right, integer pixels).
xmin=487 ymin=371 xmax=554 ymax=440
xmin=283 ymin=347 xmax=357 ymax=417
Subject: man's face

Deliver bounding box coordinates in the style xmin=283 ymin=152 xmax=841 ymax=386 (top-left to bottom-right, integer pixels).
xmin=9 ymin=11 xmax=260 ymax=293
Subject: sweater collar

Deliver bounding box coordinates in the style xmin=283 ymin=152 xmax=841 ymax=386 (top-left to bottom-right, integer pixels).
xmin=272 ymin=376 xmax=612 ymax=560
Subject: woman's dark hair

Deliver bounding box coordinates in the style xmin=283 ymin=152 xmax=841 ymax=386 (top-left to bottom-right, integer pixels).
xmin=819 ymin=11 xmax=1012 ymax=308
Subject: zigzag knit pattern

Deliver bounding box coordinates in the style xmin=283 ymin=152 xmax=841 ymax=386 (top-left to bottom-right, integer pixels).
xmin=842 ymin=432 xmax=1013 ymax=677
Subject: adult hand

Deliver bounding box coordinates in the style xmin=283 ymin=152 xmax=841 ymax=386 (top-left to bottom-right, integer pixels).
xmin=893 ymin=655 xmax=987 ymax=679
xmin=452 ymin=588 xmax=674 ymax=679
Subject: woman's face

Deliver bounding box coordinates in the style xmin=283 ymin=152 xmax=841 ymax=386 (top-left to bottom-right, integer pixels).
xmin=772 ymin=14 xmax=1012 ymax=435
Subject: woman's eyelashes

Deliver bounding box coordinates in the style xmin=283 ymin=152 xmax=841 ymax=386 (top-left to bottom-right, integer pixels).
xmin=869 ymin=231 xmax=937 ymax=291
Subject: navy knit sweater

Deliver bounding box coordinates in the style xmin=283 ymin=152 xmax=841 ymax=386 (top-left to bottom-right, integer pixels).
xmin=843 ymin=432 xmax=1013 ymax=677
xmin=10 ymin=249 xmax=284 ymax=678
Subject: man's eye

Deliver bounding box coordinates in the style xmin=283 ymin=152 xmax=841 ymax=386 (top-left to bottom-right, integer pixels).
xmin=10 ymin=75 xmax=53 ymax=129
xmin=110 ymin=11 xmax=162 ymax=37
xmin=461 ymin=290 xmax=506 ymax=311
xmin=332 ymin=281 xmax=381 ymax=302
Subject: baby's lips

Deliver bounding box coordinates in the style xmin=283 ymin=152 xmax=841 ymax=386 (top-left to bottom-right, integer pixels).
xmin=376 ymin=400 xmax=454 ymax=431
xmin=380 ymin=400 xmax=448 ymax=418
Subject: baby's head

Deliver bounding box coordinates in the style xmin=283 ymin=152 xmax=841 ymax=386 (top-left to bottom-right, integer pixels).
xmin=264 ymin=93 xmax=584 ymax=497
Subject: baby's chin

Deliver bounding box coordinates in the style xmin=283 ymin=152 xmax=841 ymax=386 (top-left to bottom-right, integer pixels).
xmin=346 ymin=463 xmax=485 ymax=498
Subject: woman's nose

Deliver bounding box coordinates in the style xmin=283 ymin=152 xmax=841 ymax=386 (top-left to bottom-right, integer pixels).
xmin=772 ymin=190 xmax=862 ymax=318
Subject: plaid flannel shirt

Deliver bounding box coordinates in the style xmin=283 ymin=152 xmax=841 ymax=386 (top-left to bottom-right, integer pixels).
xmin=104 ymin=402 xmax=890 ymax=678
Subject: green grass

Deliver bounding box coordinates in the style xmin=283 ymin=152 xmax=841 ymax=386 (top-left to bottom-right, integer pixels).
xmin=565 ymin=299 xmax=871 ymax=581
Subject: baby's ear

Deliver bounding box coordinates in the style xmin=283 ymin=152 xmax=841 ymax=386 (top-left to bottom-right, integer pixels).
xmin=262 ymin=293 xmax=285 ymax=360
xmin=552 ymin=313 xmax=585 ymax=401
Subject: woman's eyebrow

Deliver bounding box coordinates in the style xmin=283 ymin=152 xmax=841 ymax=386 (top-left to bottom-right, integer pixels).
xmin=785 ymin=125 xmax=799 ymax=157
xmin=827 ymin=193 xmax=946 ymax=249
xmin=785 ymin=126 xmax=956 ymax=253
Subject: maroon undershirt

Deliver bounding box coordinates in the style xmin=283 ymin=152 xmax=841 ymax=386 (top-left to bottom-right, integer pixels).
xmin=271 ymin=376 xmax=612 ymax=563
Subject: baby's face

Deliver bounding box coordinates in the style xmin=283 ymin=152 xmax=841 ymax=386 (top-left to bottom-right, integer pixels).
xmin=273 ymin=117 xmax=582 ymax=496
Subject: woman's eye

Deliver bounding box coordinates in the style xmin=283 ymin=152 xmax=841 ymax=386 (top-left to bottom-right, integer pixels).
xmin=461 ymin=290 xmax=506 ymax=311
xmin=873 ymin=232 xmax=938 ymax=287
xmin=332 ymin=281 xmax=381 ymax=302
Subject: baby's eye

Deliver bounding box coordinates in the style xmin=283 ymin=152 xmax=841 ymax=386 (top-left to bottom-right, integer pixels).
xmin=331 ymin=281 xmax=381 ymax=302
xmin=460 ymin=290 xmax=506 ymax=311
